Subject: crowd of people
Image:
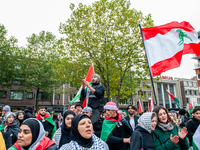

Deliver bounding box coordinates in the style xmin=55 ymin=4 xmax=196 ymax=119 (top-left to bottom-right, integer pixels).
xmin=0 ymin=74 xmax=200 ymax=150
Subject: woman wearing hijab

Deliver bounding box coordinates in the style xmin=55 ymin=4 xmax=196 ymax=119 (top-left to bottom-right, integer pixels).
xmin=60 ymin=114 xmax=109 ymax=150
xmin=15 ymin=110 xmax=24 ymax=126
xmin=130 ymin=112 xmax=157 ymax=150
xmin=52 ymin=110 xmax=75 ymax=148
xmin=8 ymin=118 xmax=57 ymax=150
xmin=152 ymin=106 xmax=189 ymax=150
xmin=0 ymin=112 xmax=19 ymax=149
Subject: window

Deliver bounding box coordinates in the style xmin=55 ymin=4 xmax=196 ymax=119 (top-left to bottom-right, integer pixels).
xmin=185 ymin=90 xmax=189 ymax=95
xmin=142 ymin=82 xmax=145 ymax=87
xmin=198 ymin=74 xmax=200 ymax=80
xmin=27 ymin=92 xmax=33 ymax=99
xmin=186 ymin=98 xmax=189 ymax=103
xmin=0 ymin=91 xmax=6 ymax=98
xmin=143 ymin=91 xmax=147 ymax=98
xmin=157 ymin=84 xmax=163 ymax=106
xmin=55 ymin=94 xmax=60 ymax=100
xmin=198 ymin=98 xmax=200 ymax=104
xmin=147 ymin=82 xmax=151 ymax=87
xmin=183 ymin=81 xmax=188 ymax=86
xmin=188 ymin=82 xmax=192 ymax=87
xmin=163 ymin=84 xmax=170 ymax=108
xmin=189 ymin=90 xmax=193 ymax=95
xmin=12 ymin=80 xmax=21 ymax=85
xmin=70 ymin=93 xmax=74 ymax=101
xmin=10 ymin=91 xmax=23 ymax=100
xmin=193 ymin=82 xmax=197 ymax=87
xmin=148 ymin=91 xmax=152 ymax=98
xmin=38 ymin=92 xmax=51 ymax=101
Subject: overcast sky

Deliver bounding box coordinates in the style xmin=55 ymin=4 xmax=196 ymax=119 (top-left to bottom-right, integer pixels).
xmin=1 ymin=0 xmax=200 ymax=79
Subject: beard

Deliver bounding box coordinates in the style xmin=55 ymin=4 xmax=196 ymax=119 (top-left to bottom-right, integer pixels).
xmin=40 ymin=113 xmax=45 ymax=117
xmin=129 ymin=112 xmax=134 ymax=115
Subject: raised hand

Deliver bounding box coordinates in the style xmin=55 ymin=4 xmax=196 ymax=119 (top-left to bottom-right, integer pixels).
xmin=178 ymin=127 xmax=188 ymax=139
xmin=82 ymin=79 xmax=85 ymax=89
xmin=170 ymin=134 xmax=179 ymax=144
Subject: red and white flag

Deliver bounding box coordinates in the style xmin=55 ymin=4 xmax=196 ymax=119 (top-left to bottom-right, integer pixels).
xmin=150 ymin=98 xmax=154 ymax=112
xmin=70 ymin=64 xmax=95 ymax=108
xmin=142 ymin=21 xmax=200 ymax=77
xmin=138 ymin=99 xmax=143 ymax=114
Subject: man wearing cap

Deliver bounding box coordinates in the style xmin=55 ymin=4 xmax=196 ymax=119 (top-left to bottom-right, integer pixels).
xmin=100 ymin=102 xmax=132 ymax=150
xmin=82 ymin=106 xmax=103 ymax=137
xmin=81 ymin=74 xmax=105 ymax=123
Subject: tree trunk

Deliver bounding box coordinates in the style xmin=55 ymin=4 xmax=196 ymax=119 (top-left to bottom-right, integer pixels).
xmin=35 ymin=87 xmax=40 ymax=112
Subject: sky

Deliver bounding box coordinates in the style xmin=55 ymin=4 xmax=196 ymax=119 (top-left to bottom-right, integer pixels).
xmin=0 ymin=0 xmax=200 ymax=79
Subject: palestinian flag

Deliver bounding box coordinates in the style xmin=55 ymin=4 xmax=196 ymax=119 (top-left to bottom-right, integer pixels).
xmin=141 ymin=21 xmax=200 ymax=77
xmin=138 ymin=99 xmax=143 ymax=114
xmin=100 ymin=113 xmax=121 ymax=142
xmin=193 ymin=125 xmax=200 ymax=150
xmin=189 ymin=99 xmax=193 ymax=117
xmin=36 ymin=113 xmax=56 ymax=140
xmin=0 ymin=124 xmax=5 ymax=131
xmin=166 ymin=89 xmax=181 ymax=109
xmin=70 ymin=63 xmax=94 ymax=108
xmin=150 ymin=98 xmax=154 ymax=112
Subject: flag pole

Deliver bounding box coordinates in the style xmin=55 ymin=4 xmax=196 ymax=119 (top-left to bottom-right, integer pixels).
xmin=139 ymin=24 xmax=158 ymax=106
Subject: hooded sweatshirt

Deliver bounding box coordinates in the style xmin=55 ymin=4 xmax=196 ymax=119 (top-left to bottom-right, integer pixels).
xmin=8 ymin=118 xmax=57 ymax=150
xmin=130 ymin=112 xmax=155 ymax=150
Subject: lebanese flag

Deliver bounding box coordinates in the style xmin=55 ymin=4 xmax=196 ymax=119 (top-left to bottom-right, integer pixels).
xmin=142 ymin=21 xmax=200 ymax=77
xmin=150 ymin=98 xmax=154 ymax=112
xmin=138 ymin=100 xmax=143 ymax=114
xmin=70 ymin=64 xmax=95 ymax=108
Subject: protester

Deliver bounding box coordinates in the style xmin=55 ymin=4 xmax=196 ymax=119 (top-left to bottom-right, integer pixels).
xmin=36 ymin=106 xmax=56 ymax=139
xmin=152 ymin=106 xmax=189 ymax=150
xmin=186 ymin=108 xmax=200 ymax=148
xmin=23 ymin=106 xmax=35 ymax=120
xmin=130 ymin=112 xmax=157 ymax=150
xmin=0 ymin=129 xmax=6 ymax=150
xmin=192 ymin=123 xmax=200 ymax=150
xmin=75 ymin=103 xmax=83 ymax=115
xmin=15 ymin=110 xmax=24 ymax=127
xmin=83 ymin=107 xmax=103 ymax=137
xmin=0 ymin=112 xmax=19 ymax=149
xmin=60 ymin=114 xmax=108 ymax=149
xmin=70 ymin=104 xmax=76 ymax=112
xmin=125 ymin=105 xmax=139 ymax=131
xmin=100 ymin=102 xmax=132 ymax=150
xmin=13 ymin=110 xmax=18 ymax=115
xmin=53 ymin=110 xmax=75 ymax=148
xmin=53 ymin=113 xmax=59 ymax=130
xmin=2 ymin=105 xmax=11 ymax=123
xmin=178 ymin=109 xmax=188 ymax=128
xmin=8 ymin=118 xmax=57 ymax=150
xmin=81 ymin=74 xmax=105 ymax=123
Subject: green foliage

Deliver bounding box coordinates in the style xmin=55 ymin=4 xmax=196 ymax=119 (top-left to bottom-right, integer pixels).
xmin=59 ymin=0 xmax=154 ymax=104
xmin=0 ymin=24 xmax=20 ymax=88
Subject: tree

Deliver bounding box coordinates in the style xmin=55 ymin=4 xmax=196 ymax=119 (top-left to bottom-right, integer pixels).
xmin=0 ymin=24 xmax=20 ymax=89
xmin=18 ymin=31 xmax=65 ymax=111
xmin=59 ymin=0 xmax=154 ymax=105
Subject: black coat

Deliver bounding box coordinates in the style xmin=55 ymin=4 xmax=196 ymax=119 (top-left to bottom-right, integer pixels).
xmin=107 ymin=117 xmax=133 ymax=150
xmin=23 ymin=109 xmax=35 ymax=120
xmin=124 ymin=115 xmax=139 ymax=130
xmin=46 ymin=143 xmax=58 ymax=150
xmin=186 ymin=117 xmax=200 ymax=146
xmin=38 ymin=119 xmax=54 ymax=139
xmin=1 ymin=122 xmax=19 ymax=149
xmin=130 ymin=126 xmax=154 ymax=150
xmin=93 ymin=117 xmax=103 ymax=137
xmin=81 ymin=82 xmax=105 ymax=110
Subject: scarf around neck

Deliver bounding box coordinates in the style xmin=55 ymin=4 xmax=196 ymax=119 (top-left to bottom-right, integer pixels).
xmin=158 ymin=122 xmax=174 ymax=131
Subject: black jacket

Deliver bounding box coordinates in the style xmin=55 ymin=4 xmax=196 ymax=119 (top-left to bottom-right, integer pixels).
xmin=46 ymin=143 xmax=58 ymax=150
xmin=38 ymin=119 xmax=54 ymax=139
xmin=130 ymin=126 xmax=154 ymax=150
xmin=1 ymin=122 xmax=19 ymax=149
xmin=107 ymin=117 xmax=133 ymax=150
xmin=124 ymin=115 xmax=139 ymax=130
xmin=186 ymin=117 xmax=200 ymax=146
xmin=81 ymin=82 xmax=105 ymax=110
xmin=23 ymin=109 xmax=35 ymax=120
xmin=93 ymin=117 xmax=103 ymax=137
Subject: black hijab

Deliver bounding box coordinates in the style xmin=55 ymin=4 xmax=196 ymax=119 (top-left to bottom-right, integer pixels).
xmin=22 ymin=119 xmax=40 ymax=150
xmin=71 ymin=114 xmax=93 ymax=148
xmin=59 ymin=110 xmax=75 ymax=148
